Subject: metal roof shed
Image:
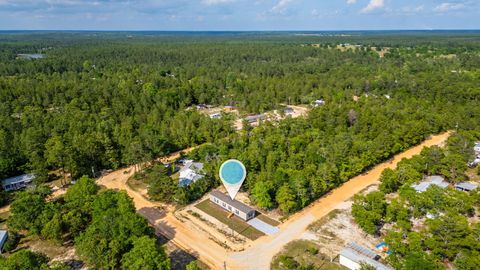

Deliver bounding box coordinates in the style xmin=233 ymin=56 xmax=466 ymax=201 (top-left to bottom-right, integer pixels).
xmin=0 ymin=230 xmax=7 ymax=254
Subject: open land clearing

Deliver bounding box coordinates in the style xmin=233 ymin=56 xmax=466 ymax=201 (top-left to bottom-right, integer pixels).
xmin=95 ymin=130 xmax=450 ymax=270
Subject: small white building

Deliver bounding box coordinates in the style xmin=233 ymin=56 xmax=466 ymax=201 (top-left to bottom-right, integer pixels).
xmin=245 ymin=114 xmax=266 ymax=124
xmin=313 ymin=99 xmax=325 ymax=107
xmin=1 ymin=174 xmax=35 ymax=192
xmin=284 ymin=107 xmax=294 ymax=115
xmin=339 ymin=242 xmax=391 ymax=270
xmin=411 ymin=175 xmax=449 ymax=193
xmin=0 ymin=230 xmax=7 ymax=254
xmin=179 ymin=160 xmax=204 ymax=187
xmin=209 ymin=190 xmax=255 ymax=221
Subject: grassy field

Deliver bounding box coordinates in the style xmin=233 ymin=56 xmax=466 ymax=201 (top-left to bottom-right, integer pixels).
xmin=307 ymin=209 xmax=341 ymax=232
xmin=271 ymin=240 xmax=346 ymax=270
xmin=0 ymin=211 xmax=9 ymax=230
xmin=256 ymin=213 xmax=280 ymax=226
xmin=195 ymin=200 xmax=264 ymax=240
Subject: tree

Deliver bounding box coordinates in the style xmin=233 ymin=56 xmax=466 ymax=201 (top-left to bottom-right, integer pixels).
xmin=8 ymin=191 xmax=46 ymax=231
xmin=379 ymin=168 xmax=399 ymax=193
xmin=352 ymin=191 xmax=386 ymax=234
xmin=186 ymin=261 xmax=202 ymax=270
xmin=121 ymin=236 xmax=171 ymax=270
xmin=252 ymin=181 xmax=274 ymax=209
xmin=276 ymin=184 xmax=297 ymax=214
xmin=0 ymin=250 xmax=49 ymax=270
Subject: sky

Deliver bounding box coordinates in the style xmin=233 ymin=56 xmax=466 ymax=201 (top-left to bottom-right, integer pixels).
xmin=0 ymin=0 xmax=479 ymax=31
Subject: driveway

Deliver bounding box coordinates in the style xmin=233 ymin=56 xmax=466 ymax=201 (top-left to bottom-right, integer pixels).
xmin=247 ymin=218 xmax=279 ymax=235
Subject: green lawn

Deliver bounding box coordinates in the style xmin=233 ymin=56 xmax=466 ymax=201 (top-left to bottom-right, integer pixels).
xmin=271 ymin=240 xmax=346 ymax=270
xmin=256 ymin=213 xmax=280 ymax=226
xmin=195 ymin=200 xmax=264 ymax=240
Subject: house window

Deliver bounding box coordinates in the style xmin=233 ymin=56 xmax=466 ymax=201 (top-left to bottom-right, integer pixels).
xmin=228 ymin=206 xmax=232 ymax=211
xmin=222 ymin=203 xmax=226 ymax=207
xmin=235 ymin=210 xmax=239 ymax=215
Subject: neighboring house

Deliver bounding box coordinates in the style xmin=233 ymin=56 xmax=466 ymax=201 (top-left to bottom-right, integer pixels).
xmin=339 ymin=242 xmax=392 ymax=270
xmin=313 ymin=99 xmax=325 ymax=107
xmin=209 ymin=190 xmax=255 ymax=221
xmin=284 ymin=107 xmax=294 ymax=114
xmin=411 ymin=175 xmax=449 ymax=193
xmin=245 ymin=114 xmax=265 ymax=123
xmin=223 ymin=105 xmax=235 ymax=112
xmin=468 ymin=156 xmax=480 ymax=168
xmin=209 ymin=112 xmax=221 ymax=119
xmin=0 ymin=230 xmax=7 ymax=254
xmin=179 ymin=160 xmax=204 ymax=187
xmin=455 ymin=182 xmax=478 ymax=192
xmin=1 ymin=174 xmax=35 ymax=192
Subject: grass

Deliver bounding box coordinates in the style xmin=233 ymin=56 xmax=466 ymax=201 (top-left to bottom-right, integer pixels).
xmin=307 ymin=209 xmax=342 ymax=232
xmin=0 ymin=211 xmax=9 ymax=230
xmin=256 ymin=213 xmax=280 ymax=226
xmin=271 ymin=240 xmax=346 ymax=270
xmin=195 ymin=200 xmax=264 ymax=240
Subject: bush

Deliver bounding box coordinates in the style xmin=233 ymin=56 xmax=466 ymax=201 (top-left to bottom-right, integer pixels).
xmin=279 ymin=255 xmax=298 ymax=269
xmin=3 ymin=231 xmax=20 ymax=252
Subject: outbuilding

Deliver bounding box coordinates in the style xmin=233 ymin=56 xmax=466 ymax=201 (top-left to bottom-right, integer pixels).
xmin=0 ymin=230 xmax=7 ymax=254
xmin=209 ymin=190 xmax=255 ymax=221
xmin=245 ymin=114 xmax=266 ymax=123
xmin=179 ymin=160 xmax=204 ymax=187
xmin=339 ymin=242 xmax=392 ymax=270
xmin=411 ymin=175 xmax=449 ymax=193
xmin=313 ymin=99 xmax=325 ymax=107
xmin=1 ymin=174 xmax=35 ymax=192
xmin=474 ymin=142 xmax=480 ymax=153
xmin=284 ymin=107 xmax=294 ymax=114
xmin=455 ymin=182 xmax=478 ymax=192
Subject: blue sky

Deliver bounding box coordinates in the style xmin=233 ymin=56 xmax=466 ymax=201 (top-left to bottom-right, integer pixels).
xmin=0 ymin=0 xmax=478 ymax=30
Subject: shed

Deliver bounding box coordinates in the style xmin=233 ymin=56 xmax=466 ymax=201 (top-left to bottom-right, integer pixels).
xmin=209 ymin=113 xmax=221 ymax=119
xmin=0 ymin=230 xmax=7 ymax=254
xmin=284 ymin=107 xmax=294 ymax=114
xmin=455 ymin=182 xmax=478 ymax=192
xmin=245 ymin=114 xmax=266 ymax=123
xmin=1 ymin=174 xmax=35 ymax=192
xmin=474 ymin=142 xmax=480 ymax=153
xmin=339 ymin=246 xmax=392 ymax=270
xmin=209 ymin=190 xmax=255 ymax=221
xmin=412 ymin=175 xmax=449 ymax=193
xmin=313 ymin=99 xmax=325 ymax=107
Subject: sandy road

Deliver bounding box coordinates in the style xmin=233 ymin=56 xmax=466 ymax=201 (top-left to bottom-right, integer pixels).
xmin=228 ymin=131 xmax=451 ymax=270
xmin=97 ymin=131 xmax=450 ymax=270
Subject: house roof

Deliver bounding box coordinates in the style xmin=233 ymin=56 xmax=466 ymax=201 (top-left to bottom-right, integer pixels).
xmin=2 ymin=174 xmax=35 ymax=186
xmin=412 ymin=175 xmax=449 ymax=192
xmin=340 ymin=248 xmax=392 ymax=270
xmin=245 ymin=114 xmax=265 ymax=121
xmin=455 ymin=182 xmax=478 ymax=191
xmin=346 ymin=242 xmax=378 ymax=259
xmin=0 ymin=230 xmax=7 ymax=248
xmin=210 ymin=190 xmax=255 ymax=214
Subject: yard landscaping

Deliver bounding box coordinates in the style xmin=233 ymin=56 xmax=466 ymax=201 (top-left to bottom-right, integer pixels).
xmin=195 ymin=200 xmax=264 ymax=240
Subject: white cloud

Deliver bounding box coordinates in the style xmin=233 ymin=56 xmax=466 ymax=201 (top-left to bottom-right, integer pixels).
xmin=433 ymin=2 xmax=465 ymax=13
xmin=347 ymin=0 xmax=357 ymax=4
xmin=360 ymin=0 xmax=384 ymax=13
xmin=271 ymin=0 xmax=294 ymax=13
xmin=201 ymin=0 xmax=235 ymax=5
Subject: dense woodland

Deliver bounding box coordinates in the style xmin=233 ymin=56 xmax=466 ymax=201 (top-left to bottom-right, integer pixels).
xmin=0 ymin=32 xmax=480 ymax=269
xmin=352 ymin=131 xmax=480 ymax=269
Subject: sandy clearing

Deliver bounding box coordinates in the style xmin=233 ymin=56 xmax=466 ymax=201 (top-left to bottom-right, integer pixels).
xmin=0 ymin=205 xmax=10 ymax=214
xmin=229 ymin=131 xmax=451 ymax=270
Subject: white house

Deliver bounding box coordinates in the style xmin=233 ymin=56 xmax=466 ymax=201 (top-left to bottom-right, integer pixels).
xmin=209 ymin=112 xmax=221 ymax=119
xmin=179 ymin=160 xmax=204 ymax=187
xmin=1 ymin=174 xmax=35 ymax=192
xmin=0 ymin=230 xmax=7 ymax=254
xmin=339 ymin=242 xmax=391 ymax=270
xmin=209 ymin=190 xmax=255 ymax=221
xmin=455 ymin=182 xmax=478 ymax=192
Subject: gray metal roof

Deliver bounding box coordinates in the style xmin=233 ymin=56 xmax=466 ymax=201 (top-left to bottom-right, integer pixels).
xmin=346 ymin=242 xmax=378 ymax=259
xmin=0 ymin=230 xmax=7 ymax=249
xmin=2 ymin=174 xmax=35 ymax=186
xmin=210 ymin=190 xmax=255 ymax=214
xmin=412 ymin=175 xmax=449 ymax=192
xmin=245 ymin=114 xmax=265 ymax=122
xmin=455 ymin=182 xmax=478 ymax=191
xmin=340 ymin=248 xmax=392 ymax=270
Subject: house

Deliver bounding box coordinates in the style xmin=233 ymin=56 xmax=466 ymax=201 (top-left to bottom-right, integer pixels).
xmin=467 ymin=156 xmax=480 ymax=168
xmin=179 ymin=160 xmax=204 ymax=187
xmin=284 ymin=107 xmax=294 ymax=114
xmin=209 ymin=112 xmax=221 ymax=119
xmin=0 ymin=230 xmax=7 ymax=254
xmin=1 ymin=174 xmax=35 ymax=192
xmin=411 ymin=175 xmax=449 ymax=193
xmin=313 ymin=99 xmax=325 ymax=107
xmin=455 ymin=182 xmax=478 ymax=192
xmin=339 ymin=242 xmax=392 ymax=270
xmin=474 ymin=142 xmax=480 ymax=153
xmin=245 ymin=114 xmax=266 ymax=123
xmin=209 ymin=190 xmax=256 ymax=221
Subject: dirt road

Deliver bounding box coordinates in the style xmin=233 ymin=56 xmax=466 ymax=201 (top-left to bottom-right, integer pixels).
xmin=229 ymin=131 xmax=451 ymax=270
